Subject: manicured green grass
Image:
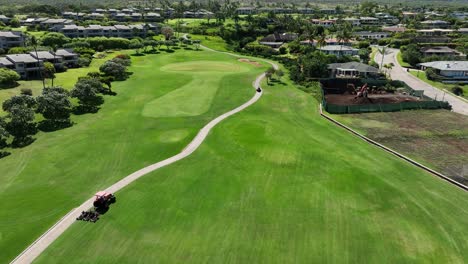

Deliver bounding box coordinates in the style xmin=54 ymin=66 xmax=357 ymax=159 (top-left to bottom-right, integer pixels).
xmin=37 ymin=67 xmax=468 ymax=263
xmin=190 ymin=34 xmax=229 ymax=52
xmin=396 ymin=51 xmax=412 ymax=68
xmin=0 ymin=50 xmax=267 ymax=263
xmin=0 ymin=52 xmax=117 ymax=113
xmin=409 ymin=70 xmax=468 ymax=100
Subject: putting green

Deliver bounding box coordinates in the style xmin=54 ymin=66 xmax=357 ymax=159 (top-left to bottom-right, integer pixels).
xmin=143 ymin=61 xmax=249 ymax=118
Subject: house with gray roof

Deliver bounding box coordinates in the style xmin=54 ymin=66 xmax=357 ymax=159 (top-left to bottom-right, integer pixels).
xmin=53 ymin=49 xmax=79 ymax=67
xmin=421 ymin=46 xmax=463 ymax=58
xmin=29 ymin=51 xmax=63 ymax=67
xmin=0 ymin=31 xmax=25 ymax=49
xmin=319 ymin=45 xmax=359 ymax=57
xmin=418 ymin=61 xmax=468 ymax=82
xmin=5 ymin=54 xmax=43 ymax=79
xmin=328 ymin=62 xmax=379 ymax=78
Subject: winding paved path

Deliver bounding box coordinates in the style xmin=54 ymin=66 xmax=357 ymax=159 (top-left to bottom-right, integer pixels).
xmin=11 ymin=47 xmax=278 ymax=264
xmin=374 ymin=47 xmax=468 ymax=116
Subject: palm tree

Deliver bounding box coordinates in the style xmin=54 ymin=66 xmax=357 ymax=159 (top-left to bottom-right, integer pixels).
xmin=378 ymin=46 xmax=388 ymax=70
xmin=30 ymin=36 xmax=45 ymax=89
xmin=336 ymin=23 xmax=352 ymax=57
xmin=316 ymin=34 xmax=327 ymax=49
xmin=51 ymin=44 xmax=58 ymax=87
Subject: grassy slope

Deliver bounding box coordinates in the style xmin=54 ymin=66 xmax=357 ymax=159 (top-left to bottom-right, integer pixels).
xmin=396 ymin=51 xmax=412 ymax=68
xmin=38 ymin=72 xmax=468 ymax=263
xmin=0 ymin=52 xmax=116 ymax=113
xmin=409 ymin=70 xmax=468 ymax=100
xmin=0 ymin=50 xmax=267 ymax=263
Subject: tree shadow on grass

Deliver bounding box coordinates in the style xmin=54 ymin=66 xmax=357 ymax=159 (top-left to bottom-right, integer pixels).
xmin=38 ymin=120 xmax=73 ymax=132
xmin=0 ymin=151 xmax=11 ymax=159
xmin=0 ymin=82 xmax=20 ymax=89
xmin=131 ymin=53 xmax=146 ymax=57
xmin=72 ymin=105 xmax=100 ymax=115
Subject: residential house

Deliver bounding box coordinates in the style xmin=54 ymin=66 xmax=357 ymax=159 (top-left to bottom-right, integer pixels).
xmin=320 ymin=8 xmax=337 ymax=15
xmin=0 ymin=31 xmax=25 ymax=49
xmin=113 ymin=13 xmax=128 ymax=22
xmin=131 ymin=13 xmax=143 ymax=21
xmin=319 ymin=45 xmax=359 ymax=57
xmin=88 ymin=13 xmax=105 ymax=20
xmin=458 ymin=28 xmax=468 ymax=35
xmin=342 ymin=18 xmax=360 ymax=27
xmin=418 ymin=61 xmax=468 ymax=82
xmin=236 ymin=7 xmax=256 ymax=15
xmin=53 ymin=49 xmax=79 ymax=67
xmin=62 ymin=12 xmax=86 ymax=20
xmin=40 ymin=18 xmax=73 ymax=29
xmin=311 ymin=19 xmax=336 ymax=28
xmin=382 ymin=26 xmax=406 ymax=33
xmin=5 ymin=54 xmax=43 ymax=79
xmin=0 ymin=15 xmax=11 ymax=23
xmin=328 ymin=62 xmax=379 ymax=78
xmin=359 ymin=17 xmax=379 ymax=26
xmin=355 ymin=31 xmax=390 ymax=40
xmin=85 ymin=25 xmax=104 ymax=37
xmin=300 ymin=38 xmax=353 ymax=46
xmin=421 ymin=20 xmax=450 ymax=29
xmin=145 ymin=12 xmax=162 ymax=22
xmin=114 ymin=25 xmax=132 ymax=38
xmin=451 ymin=12 xmax=468 ymax=20
xmin=402 ymin=12 xmax=417 ymax=19
xmin=420 ymin=46 xmax=463 ymax=57
xmin=29 ymin=51 xmax=63 ymax=68
xmin=417 ymin=29 xmax=454 ymax=36
xmin=0 ymin=57 xmax=14 ymax=70
xmin=375 ymin=13 xmax=398 ymax=24
xmin=259 ymin=33 xmax=297 ymax=48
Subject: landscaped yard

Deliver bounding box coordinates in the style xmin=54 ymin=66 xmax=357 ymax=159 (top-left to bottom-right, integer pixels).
xmin=34 ymin=67 xmax=468 ymax=263
xmin=409 ymin=70 xmax=468 ymax=100
xmin=0 ymin=49 xmax=268 ymax=263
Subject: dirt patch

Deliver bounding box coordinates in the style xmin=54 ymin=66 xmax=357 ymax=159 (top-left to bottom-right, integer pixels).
xmin=326 ymin=94 xmax=423 ymax=106
xmin=337 ymin=110 xmax=468 ymax=185
xmin=238 ymin=58 xmax=262 ymax=67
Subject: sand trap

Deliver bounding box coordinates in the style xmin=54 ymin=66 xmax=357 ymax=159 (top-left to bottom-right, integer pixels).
xmin=238 ymin=58 xmax=262 ymax=67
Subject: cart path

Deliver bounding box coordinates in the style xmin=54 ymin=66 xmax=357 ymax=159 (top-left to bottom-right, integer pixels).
xmin=374 ymin=47 xmax=468 ymax=116
xmin=11 ymin=48 xmax=278 ymax=264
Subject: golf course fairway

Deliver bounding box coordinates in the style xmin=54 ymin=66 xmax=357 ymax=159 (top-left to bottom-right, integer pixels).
xmin=0 ymin=50 xmax=268 ymax=263
xmin=35 ymin=61 xmax=468 ymax=263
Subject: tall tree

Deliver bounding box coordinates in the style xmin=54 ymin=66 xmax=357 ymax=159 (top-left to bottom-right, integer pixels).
xmin=2 ymin=95 xmax=37 ymax=147
xmin=36 ymin=87 xmax=72 ymax=131
xmin=71 ymin=78 xmax=104 ymax=113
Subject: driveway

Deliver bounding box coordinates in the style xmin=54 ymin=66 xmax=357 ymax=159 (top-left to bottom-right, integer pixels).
xmin=374 ymin=47 xmax=468 ymax=116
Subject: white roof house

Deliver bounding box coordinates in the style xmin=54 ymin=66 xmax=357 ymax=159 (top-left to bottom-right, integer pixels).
xmin=418 ymin=61 xmax=468 ymax=81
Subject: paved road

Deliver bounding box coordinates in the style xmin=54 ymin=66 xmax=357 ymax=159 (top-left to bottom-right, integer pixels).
xmin=374 ymin=47 xmax=468 ymax=116
xmin=11 ymin=48 xmax=278 ymax=264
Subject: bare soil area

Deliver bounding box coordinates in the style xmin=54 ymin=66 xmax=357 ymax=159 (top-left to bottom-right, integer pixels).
xmin=326 ymin=94 xmax=424 ymax=106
